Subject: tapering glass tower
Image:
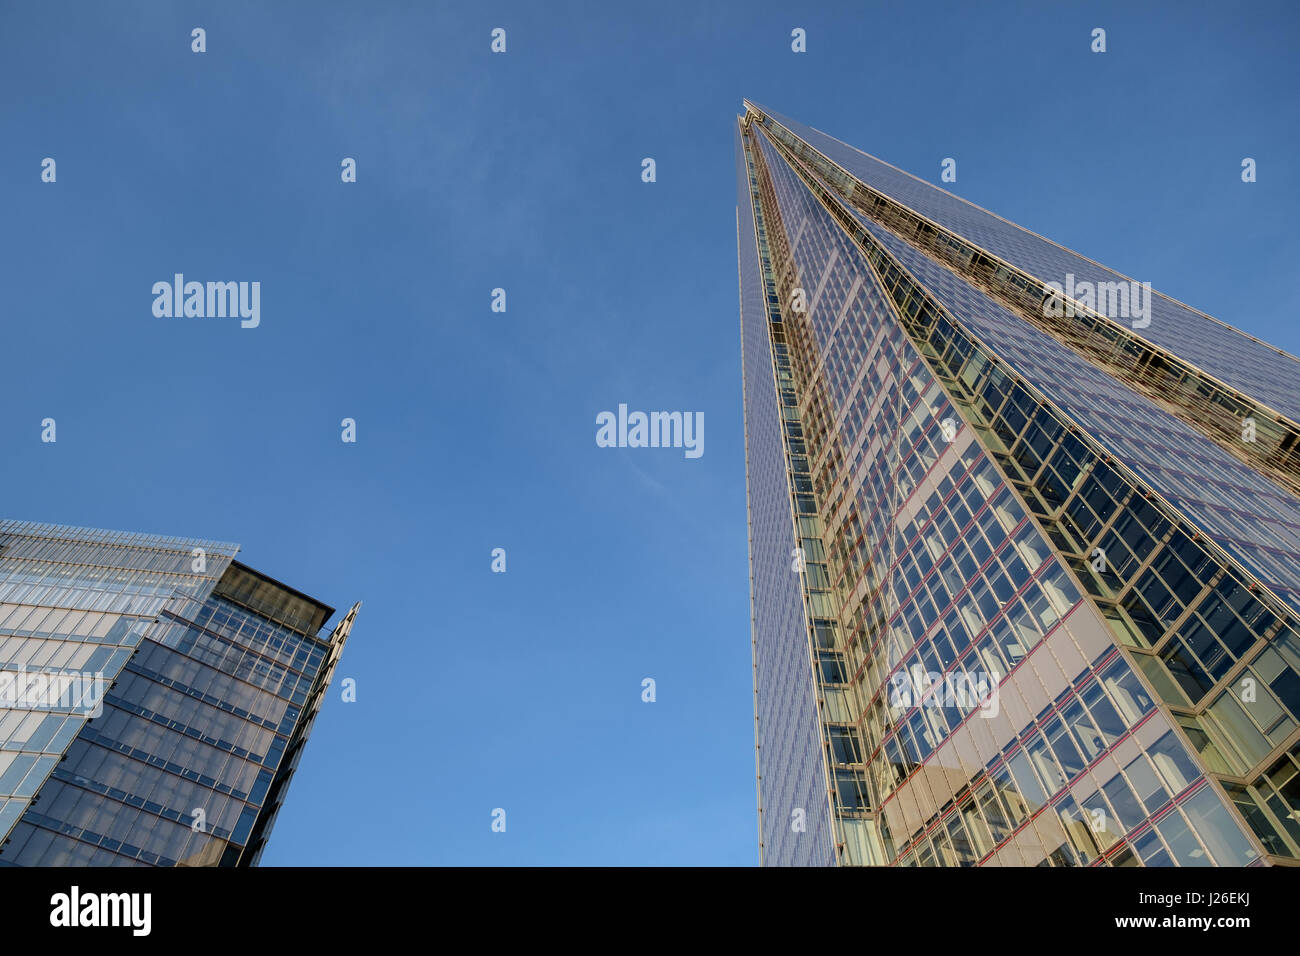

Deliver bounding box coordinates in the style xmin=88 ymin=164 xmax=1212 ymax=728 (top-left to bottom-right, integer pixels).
xmin=0 ymin=520 xmax=357 ymax=866
xmin=738 ymin=101 xmax=1300 ymax=867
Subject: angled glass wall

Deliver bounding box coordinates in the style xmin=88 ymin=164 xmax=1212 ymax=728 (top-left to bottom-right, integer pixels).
xmin=738 ymin=102 xmax=1299 ymax=866
xmin=738 ymin=123 xmax=836 ymax=866
xmin=0 ymin=521 xmax=355 ymax=866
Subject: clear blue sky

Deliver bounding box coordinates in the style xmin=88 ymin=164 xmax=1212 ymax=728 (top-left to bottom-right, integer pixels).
xmin=2 ymin=1 xmax=1297 ymax=865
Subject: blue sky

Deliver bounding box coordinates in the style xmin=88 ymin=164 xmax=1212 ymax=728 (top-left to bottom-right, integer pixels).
xmin=2 ymin=1 xmax=1297 ymax=865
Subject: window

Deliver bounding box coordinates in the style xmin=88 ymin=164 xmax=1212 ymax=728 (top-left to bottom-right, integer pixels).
xmin=994 ymin=765 xmax=1029 ymax=825
xmin=1124 ymin=754 xmax=1171 ymax=814
xmin=1148 ymin=732 xmax=1200 ymax=794
xmin=976 ymin=779 xmax=1012 ymax=841
xmin=1101 ymin=774 xmax=1144 ymax=832
xmin=1156 ymin=810 xmax=1211 ymax=867
xmin=1039 ymin=562 xmax=1080 ymax=617
xmin=1026 ymin=733 xmax=1067 ymax=793
xmin=1131 ymin=828 xmax=1173 ymax=866
xmin=1182 ymin=786 xmax=1259 ymax=866
xmin=1206 ymin=691 xmax=1271 ymax=771
xmin=1100 ymin=660 xmax=1152 ymax=725
xmin=835 ymin=770 xmax=869 ymax=811
xmin=1063 ymin=699 xmax=1105 ymax=763
xmin=1044 ymin=716 xmax=1086 ymax=780
xmin=828 ymin=727 xmax=862 ymax=764
xmin=1007 ymin=751 xmax=1047 ymax=813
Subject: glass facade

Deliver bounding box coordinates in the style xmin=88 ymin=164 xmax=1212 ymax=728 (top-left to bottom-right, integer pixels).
xmin=0 ymin=520 xmax=356 ymax=866
xmin=738 ymin=129 xmax=836 ymax=866
xmin=737 ymin=102 xmax=1300 ymax=866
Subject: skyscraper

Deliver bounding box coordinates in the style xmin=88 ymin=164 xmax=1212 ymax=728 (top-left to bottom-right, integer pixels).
xmin=737 ymin=101 xmax=1300 ymax=867
xmin=0 ymin=520 xmax=357 ymax=866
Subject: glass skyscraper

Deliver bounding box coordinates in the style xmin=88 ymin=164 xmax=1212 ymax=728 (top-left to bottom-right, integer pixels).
xmin=0 ymin=519 xmax=357 ymax=866
xmin=737 ymin=101 xmax=1300 ymax=867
